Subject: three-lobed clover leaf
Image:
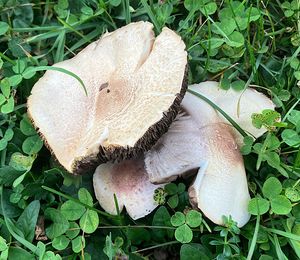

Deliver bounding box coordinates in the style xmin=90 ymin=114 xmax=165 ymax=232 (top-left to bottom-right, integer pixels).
xmin=171 ymin=210 xmax=202 ymax=244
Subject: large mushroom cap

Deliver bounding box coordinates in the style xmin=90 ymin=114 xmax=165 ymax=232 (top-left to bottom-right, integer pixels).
xmin=93 ymin=158 xmax=163 ymax=220
xmin=28 ymin=22 xmax=187 ymax=174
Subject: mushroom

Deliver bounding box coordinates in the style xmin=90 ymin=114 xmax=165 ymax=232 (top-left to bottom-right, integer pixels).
xmin=93 ymin=157 xmax=163 ymax=219
xmin=93 ymin=82 xmax=275 ymax=225
xmin=27 ymin=22 xmax=187 ymax=174
xmin=145 ymin=81 xmax=275 ymax=227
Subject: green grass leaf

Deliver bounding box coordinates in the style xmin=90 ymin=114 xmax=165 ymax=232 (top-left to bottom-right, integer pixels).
xmin=22 ymin=66 xmax=88 ymax=96
xmin=16 ymin=200 xmax=40 ymax=242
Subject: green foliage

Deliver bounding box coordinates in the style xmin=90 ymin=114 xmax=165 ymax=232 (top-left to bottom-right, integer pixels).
xmin=60 ymin=200 xmax=85 ymax=221
xmin=103 ymin=234 xmax=125 ymax=260
xmin=249 ymin=177 xmax=293 ymax=216
xmin=164 ymin=182 xmax=187 ymax=209
xmin=0 ymin=0 xmax=299 ymax=258
xmin=16 ymin=200 xmax=40 ymax=242
xmin=263 ymin=177 xmax=283 ymax=199
xmin=248 ymin=198 xmax=270 ymax=215
xmin=251 ymin=109 xmax=281 ymax=131
xmin=210 ymin=216 xmax=241 ymax=259
xmin=45 ymin=208 xmax=70 ymax=239
xmin=180 ymin=243 xmax=210 ymax=260
xmin=171 ymin=210 xmax=203 ymax=243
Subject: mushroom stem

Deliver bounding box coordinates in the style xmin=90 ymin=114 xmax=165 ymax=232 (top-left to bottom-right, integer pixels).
xmin=188 ymin=123 xmax=250 ymax=227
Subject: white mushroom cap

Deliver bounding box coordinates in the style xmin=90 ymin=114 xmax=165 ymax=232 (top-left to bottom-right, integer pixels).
xmin=93 ymin=158 xmax=163 ymax=220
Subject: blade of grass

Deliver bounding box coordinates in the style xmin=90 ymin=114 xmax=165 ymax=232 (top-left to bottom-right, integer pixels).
xmin=264 ymin=227 xmax=300 ymax=241
xmin=57 ymin=17 xmax=91 ymax=44
xmin=140 ymin=0 xmax=160 ymax=33
xmin=64 ymin=27 xmax=104 ymax=57
xmin=247 ymin=215 xmax=260 ymax=260
xmin=122 ymin=0 xmax=131 ymax=24
xmin=132 ymin=241 xmax=179 ymax=253
xmin=23 ymin=66 xmax=87 ymax=95
xmin=177 ymin=8 xmax=196 ymax=32
xmin=0 ymin=52 xmax=16 ymax=65
xmin=12 ymin=26 xmax=61 ymax=32
xmin=272 ymin=233 xmax=288 ymax=260
xmin=54 ymin=30 xmax=66 ymax=63
xmin=25 ymin=23 xmax=96 ymax=43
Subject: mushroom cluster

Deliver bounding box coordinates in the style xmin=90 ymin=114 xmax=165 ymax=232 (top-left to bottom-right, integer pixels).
xmin=27 ymin=21 xmax=276 ymax=227
xmin=93 ymin=81 xmax=275 ymax=227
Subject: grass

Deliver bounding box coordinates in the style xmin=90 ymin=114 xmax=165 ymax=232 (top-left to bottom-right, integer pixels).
xmin=0 ymin=0 xmax=300 ymax=259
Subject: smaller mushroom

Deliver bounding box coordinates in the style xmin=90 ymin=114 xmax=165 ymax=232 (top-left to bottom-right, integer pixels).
xmin=145 ymin=81 xmax=275 ymax=227
xmin=93 ymin=157 xmax=163 ymax=220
